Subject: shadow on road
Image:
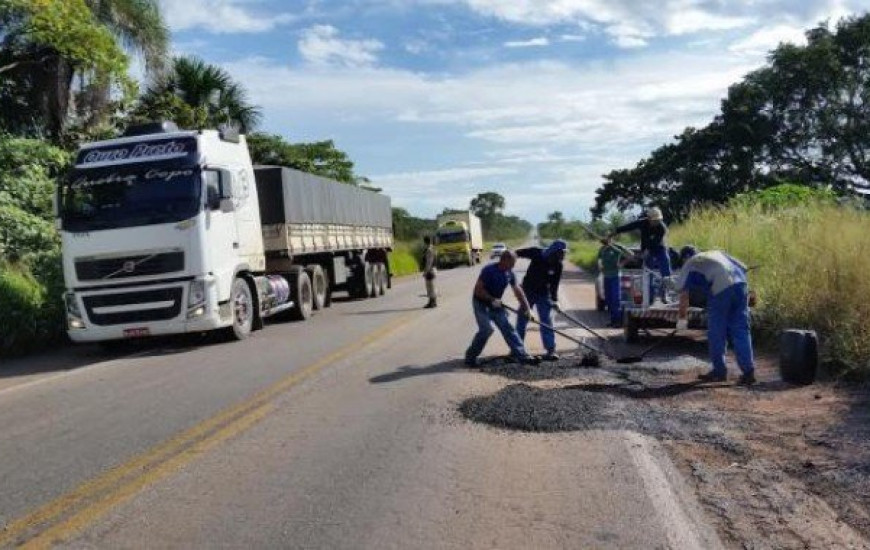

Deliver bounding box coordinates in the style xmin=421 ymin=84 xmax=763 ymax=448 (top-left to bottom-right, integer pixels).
xmin=351 ymin=307 xmax=425 ymax=316
xmin=369 ymin=360 xmax=466 ymax=384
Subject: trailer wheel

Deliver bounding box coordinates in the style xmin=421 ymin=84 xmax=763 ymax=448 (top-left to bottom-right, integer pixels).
xmin=289 ymin=271 xmax=313 ymax=321
xmin=624 ymin=315 xmax=639 ymax=343
xmin=229 ymin=277 xmax=254 ymax=340
xmin=306 ymin=265 xmax=327 ymax=310
xmin=375 ymin=263 xmax=387 ymax=296
xmin=365 ymin=261 xmax=376 ymax=298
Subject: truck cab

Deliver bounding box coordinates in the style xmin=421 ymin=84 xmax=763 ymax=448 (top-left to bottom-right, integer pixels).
xmin=59 ymin=122 xmax=266 ymax=343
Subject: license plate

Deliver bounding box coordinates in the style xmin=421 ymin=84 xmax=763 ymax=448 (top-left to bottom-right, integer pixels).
xmin=123 ymin=328 xmax=150 ymax=338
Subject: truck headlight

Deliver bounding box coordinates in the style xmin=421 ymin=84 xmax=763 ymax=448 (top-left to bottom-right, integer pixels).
xmin=187 ymin=280 xmax=207 ymax=318
xmin=65 ymin=293 xmax=85 ymax=330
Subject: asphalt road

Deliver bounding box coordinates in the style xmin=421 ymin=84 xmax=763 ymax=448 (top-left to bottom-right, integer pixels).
xmin=0 ymin=261 xmax=722 ymax=549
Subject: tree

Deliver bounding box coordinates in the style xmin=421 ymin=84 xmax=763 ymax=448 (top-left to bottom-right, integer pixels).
xmin=0 ymin=0 xmax=131 ymax=137
xmin=246 ymin=133 xmax=359 ymax=184
xmin=135 ymin=56 xmax=261 ymax=133
xmin=470 ymin=192 xmax=506 ymax=224
xmin=592 ymin=14 xmax=870 ymax=220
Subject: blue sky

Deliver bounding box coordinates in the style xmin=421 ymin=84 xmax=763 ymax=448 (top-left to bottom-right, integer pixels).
xmin=158 ymin=0 xmax=868 ymax=223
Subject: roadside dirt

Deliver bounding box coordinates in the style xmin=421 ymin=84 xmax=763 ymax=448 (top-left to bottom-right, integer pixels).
xmin=460 ymin=268 xmax=870 ymax=549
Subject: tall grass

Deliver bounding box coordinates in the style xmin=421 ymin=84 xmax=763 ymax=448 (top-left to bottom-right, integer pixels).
xmin=568 ymin=240 xmax=601 ymax=273
xmin=389 ymin=241 xmax=423 ymax=277
xmin=670 ymin=202 xmax=870 ymax=375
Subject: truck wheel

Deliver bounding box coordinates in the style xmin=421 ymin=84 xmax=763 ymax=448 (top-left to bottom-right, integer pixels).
xmin=624 ymin=315 xmax=639 ymax=343
xmin=376 ymin=263 xmax=387 ymax=296
xmin=230 ymin=277 xmax=254 ymax=340
xmin=289 ymin=271 xmax=313 ymax=321
xmin=306 ymin=265 xmax=327 ymax=310
xmin=365 ymin=261 xmax=376 ymax=298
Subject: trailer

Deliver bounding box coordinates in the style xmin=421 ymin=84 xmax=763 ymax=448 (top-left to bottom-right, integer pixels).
xmin=58 ymin=122 xmax=393 ymax=345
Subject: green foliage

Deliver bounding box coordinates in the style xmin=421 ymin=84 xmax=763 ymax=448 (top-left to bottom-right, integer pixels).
xmin=135 ymin=55 xmax=261 ymax=133
xmin=389 ymin=241 xmax=424 ymax=277
xmin=538 ymin=210 xmax=627 ymax=242
xmin=392 ymin=207 xmax=436 ymax=241
xmin=669 ymin=202 xmax=870 ymax=376
xmin=129 ymin=90 xmax=208 ymax=130
xmin=730 ymin=183 xmax=837 ymax=210
xmin=0 ymin=256 xmax=65 ymax=357
xmin=567 ymin=240 xmax=601 ymax=273
xmin=247 ymin=133 xmax=359 ymax=184
xmin=466 ymin=192 xmax=532 ymax=241
xmin=593 ymin=14 xmax=870 ymax=221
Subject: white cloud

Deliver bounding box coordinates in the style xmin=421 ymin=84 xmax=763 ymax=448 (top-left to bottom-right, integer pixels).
xmin=559 ymin=34 xmax=587 ymax=42
xmin=729 ymin=24 xmax=808 ymax=56
xmin=503 ymin=37 xmax=550 ymax=48
xmin=160 ymin=0 xmax=295 ymax=33
xmin=665 ymin=9 xmax=755 ymax=35
xmin=298 ymin=25 xmax=385 ymax=67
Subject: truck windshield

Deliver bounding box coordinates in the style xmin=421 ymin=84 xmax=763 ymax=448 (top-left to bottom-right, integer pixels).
xmin=437 ymin=231 xmax=469 ymax=244
xmin=61 ymin=161 xmax=202 ymax=232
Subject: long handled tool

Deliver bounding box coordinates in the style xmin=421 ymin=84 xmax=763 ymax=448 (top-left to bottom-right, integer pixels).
xmin=503 ymin=304 xmax=610 ymax=358
xmin=552 ymin=304 xmax=609 ymax=344
xmin=505 ymin=304 xmax=669 ymax=365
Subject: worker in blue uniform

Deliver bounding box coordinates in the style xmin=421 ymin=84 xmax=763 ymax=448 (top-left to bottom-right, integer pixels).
xmin=674 ymin=246 xmax=755 ymax=385
xmin=609 ymin=207 xmax=670 ymax=302
xmin=515 ymin=239 xmax=566 ymax=361
xmin=465 ymin=250 xmax=540 ymax=367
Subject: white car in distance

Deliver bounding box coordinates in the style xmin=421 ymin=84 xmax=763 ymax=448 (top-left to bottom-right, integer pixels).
xmin=490 ymin=243 xmax=507 ymax=259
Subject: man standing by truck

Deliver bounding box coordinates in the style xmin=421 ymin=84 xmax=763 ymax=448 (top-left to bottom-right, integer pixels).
xmin=465 ymin=251 xmax=540 ymax=367
xmin=674 ymin=246 xmax=755 ymax=385
xmin=598 ymin=237 xmax=634 ymax=327
xmin=515 ymin=240 xmax=567 ymax=361
xmin=423 ymin=235 xmax=437 ymax=308
xmin=609 ymin=207 xmax=671 ymax=302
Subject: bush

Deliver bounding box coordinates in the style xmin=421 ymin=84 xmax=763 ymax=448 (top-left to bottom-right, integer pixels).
xmin=0 ymin=260 xmax=65 ymax=358
xmin=670 ymin=199 xmax=870 ymax=376
xmin=389 ymin=241 xmax=424 ymax=277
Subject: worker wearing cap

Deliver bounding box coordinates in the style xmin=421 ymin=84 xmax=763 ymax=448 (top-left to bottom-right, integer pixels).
xmin=515 ymin=239 xmax=567 ymax=361
xmin=674 ymin=246 xmax=755 ymax=385
xmin=422 ymin=235 xmax=437 ymax=309
xmin=609 ymin=207 xmax=671 ymax=302
xmin=465 ymin=250 xmax=540 ymax=367
xmin=598 ymin=237 xmax=634 ymax=327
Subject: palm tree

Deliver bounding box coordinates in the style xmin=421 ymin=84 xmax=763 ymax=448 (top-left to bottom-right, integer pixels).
xmin=140 ymin=56 xmax=262 ymax=132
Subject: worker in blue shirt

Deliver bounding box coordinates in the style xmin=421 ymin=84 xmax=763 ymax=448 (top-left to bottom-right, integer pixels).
xmin=674 ymin=246 xmax=755 ymax=385
xmin=515 ymin=239 xmax=566 ymax=361
xmin=609 ymin=207 xmax=670 ymax=301
xmin=465 ymin=250 xmax=540 ymax=367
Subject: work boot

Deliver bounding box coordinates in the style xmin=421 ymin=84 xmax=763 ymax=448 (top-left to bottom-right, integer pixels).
xmin=424 ymin=299 xmax=437 ymax=309
xmin=736 ymin=372 xmax=756 ymax=386
xmin=518 ymin=355 xmax=542 ymax=366
xmin=542 ymin=351 xmax=560 ymax=362
xmin=697 ymin=371 xmax=727 ymax=383
xmin=464 ymin=356 xmax=478 ymax=368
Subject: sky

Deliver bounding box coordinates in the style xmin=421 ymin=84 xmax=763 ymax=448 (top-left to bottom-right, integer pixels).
xmin=158 ymin=0 xmax=868 ymax=223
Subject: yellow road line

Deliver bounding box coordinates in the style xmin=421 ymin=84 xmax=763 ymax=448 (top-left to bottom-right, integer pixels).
xmin=0 ymin=314 xmax=414 ymax=548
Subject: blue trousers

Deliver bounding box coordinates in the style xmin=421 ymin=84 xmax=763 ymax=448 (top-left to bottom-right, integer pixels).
xmin=466 ymin=299 xmax=530 ymax=361
xmin=707 ymin=283 xmax=754 ymax=375
xmin=516 ymin=292 xmax=555 ymax=353
xmin=645 ymin=246 xmax=672 ymax=300
xmin=603 ymin=275 xmax=622 ymax=325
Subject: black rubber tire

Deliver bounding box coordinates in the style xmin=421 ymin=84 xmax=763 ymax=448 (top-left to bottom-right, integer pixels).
xmin=375 ymin=263 xmax=386 ymax=296
xmin=365 ymin=261 xmax=376 ymax=298
xmin=624 ymin=315 xmax=639 ymax=343
xmin=780 ymin=329 xmax=818 ymax=385
xmin=306 ymin=265 xmax=327 ymax=310
xmin=289 ymin=271 xmax=313 ymax=321
xmin=229 ymin=277 xmax=254 ymax=340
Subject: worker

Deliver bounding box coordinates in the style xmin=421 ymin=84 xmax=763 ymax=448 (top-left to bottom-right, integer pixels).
xmin=674 ymin=246 xmax=755 ymax=385
xmin=465 ymin=250 xmax=541 ymax=367
xmin=597 ymin=237 xmax=634 ymax=327
xmin=515 ymin=239 xmax=567 ymax=361
xmin=422 ymin=235 xmax=437 ymax=308
xmin=609 ymin=207 xmax=670 ymax=302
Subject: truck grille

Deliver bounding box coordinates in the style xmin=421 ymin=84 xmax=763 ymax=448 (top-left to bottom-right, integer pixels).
xmin=83 ymin=288 xmax=183 ymax=326
xmin=75 ymin=252 xmax=184 ymax=281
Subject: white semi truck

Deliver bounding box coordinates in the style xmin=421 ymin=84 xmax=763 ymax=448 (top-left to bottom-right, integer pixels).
xmin=59 ymin=122 xmax=392 ymax=344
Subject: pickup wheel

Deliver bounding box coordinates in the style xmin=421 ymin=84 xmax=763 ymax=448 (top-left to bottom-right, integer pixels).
xmin=306 ymin=265 xmax=327 ymax=310
xmin=624 ymin=315 xmax=639 ymax=344
xmin=230 ymin=277 xmax=254 ymax=340
xmin=289 ymin=271 xmax=313 ymax=321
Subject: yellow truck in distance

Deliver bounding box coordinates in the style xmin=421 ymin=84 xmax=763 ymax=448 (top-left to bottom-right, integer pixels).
xmin=434 ymin=211 xmax=483 ymax=268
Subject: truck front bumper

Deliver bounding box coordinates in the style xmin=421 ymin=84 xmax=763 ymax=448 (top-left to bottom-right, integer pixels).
xmin=66 ymin=278 xmax=231 ymax=343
